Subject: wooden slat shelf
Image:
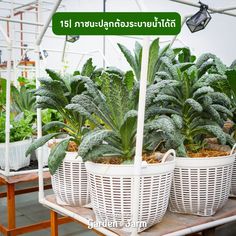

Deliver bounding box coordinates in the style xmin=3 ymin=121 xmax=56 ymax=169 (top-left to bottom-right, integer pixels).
xmin=44 ymin=195 xmax=236 ymax=236
xmin=0 ymin=171 xmax=71 ymax=235
xmin=18 ymin=60 xmax=35 ymax=66
xmin=0 ymin=171 xmax=51 ymax=184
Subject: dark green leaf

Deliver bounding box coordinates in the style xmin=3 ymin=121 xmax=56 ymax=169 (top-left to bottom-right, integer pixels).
xmin=42 ymin=121 xmax=74 ymax=133
xmin=46 ymin=69 xmax=63 ymax=82
xmin=124 ymin=70 xmax=134 ymax=91
xmin=25 ymin=132 xmax=62 ymax=157
xmin=81 ymin=58 xmax=96 ymax=77
xmin=48 ymin=139 xmax=70 ymax=175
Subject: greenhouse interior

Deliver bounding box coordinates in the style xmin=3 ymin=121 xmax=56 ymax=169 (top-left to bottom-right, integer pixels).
xmin=1 ymin=0 xmax=236 ymax=235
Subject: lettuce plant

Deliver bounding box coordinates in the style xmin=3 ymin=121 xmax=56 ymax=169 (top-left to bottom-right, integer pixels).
xmin=0 ymin=114 xmax=33 ymax=143
xmin=0 ymin=78 xmax=6 ymax=112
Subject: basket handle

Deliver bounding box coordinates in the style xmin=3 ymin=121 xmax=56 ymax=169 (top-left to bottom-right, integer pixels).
xmin=161 ymin=149 xmax=176 ymax=163
xmin=230 ymin=143 xmax=236 ymax=155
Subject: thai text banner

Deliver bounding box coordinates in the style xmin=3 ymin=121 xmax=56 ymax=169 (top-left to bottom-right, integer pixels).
xmin=52 ymin=12 xmax=181 ymax=35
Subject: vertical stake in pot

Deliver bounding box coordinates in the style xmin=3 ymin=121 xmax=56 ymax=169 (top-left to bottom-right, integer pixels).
xmin=36 ymin=0 xmax=63 ymax=201
xmin=0 ymin=24 xmax=12 ymax=175
xmin=131 ymin=36 xmax=150 ymax=236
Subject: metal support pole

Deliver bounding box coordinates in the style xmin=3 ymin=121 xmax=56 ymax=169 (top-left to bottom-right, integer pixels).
xmin=10 ymin=0 xmax=17 ymax=87
xmin=170 ymin=0 xmax=236 ymax=18
xmin=131 ymin=2 xmax=148 ymax=235
xmin=131 ymin=37 xmax=150 ymax=236
xmin=135 ymin=0 xmax=147 ymax=11
xmin=4 ymin=44 xmax=12 ymax=175
xmin=14 ymin=29 xmax=62 ymax=39
xmin=36 ymin=0 xmax=62 ymax=45
xmin=61 ymin=37 xmax=67 ymax=65
xmin=36 ymin=0 xmax=62 ymax=202
xmin=102 ymin=0 xmax=106 ymax=68
xmin=13 ymin=0 xmax=37 ymax=10
xmin=36 ymin=44 xmax=44 ymax=200
xmin=169 ymin=5 xmax=236 ymax=47
xmin=0 ymin=0 xmax=61 ymax=11
xmin=36 ymin=0 xmax=44 ymax=201
xmin=0 ymin=24 xmax=12 ymax=175
xmin=0 ymin=16 xmax=44 ymax=26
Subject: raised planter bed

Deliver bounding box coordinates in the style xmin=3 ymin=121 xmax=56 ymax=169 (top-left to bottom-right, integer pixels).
xmin=0 ymin=139 xmax=31 ymax=171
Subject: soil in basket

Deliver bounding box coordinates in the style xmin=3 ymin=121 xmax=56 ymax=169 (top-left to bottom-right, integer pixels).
xmin=48 ymin=140 xmax=78 ymax=152
xmin=187 ymin=149 xmax=229 ymax=158
xmin=95 ymin=153 xmax=161 ymax=164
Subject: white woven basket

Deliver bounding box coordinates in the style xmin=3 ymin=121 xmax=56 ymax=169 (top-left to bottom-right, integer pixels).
xmin=85 ymin=150 xmax=175 ymax=232
xmin=169 ymin=152 xmax=235 ymax=216
xmin=0 ymin=139 xmax=31 ymax=171
xmin=51 ymin=152 xmax=90 ymax=206
xmin=230 ymin=144 xmax=236 ymax=196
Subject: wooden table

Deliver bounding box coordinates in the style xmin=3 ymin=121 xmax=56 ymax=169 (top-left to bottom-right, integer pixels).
xmin=44 ymin=195 xmax=236 ymax=236
xmin=0 ymin=172 xmax=71 ymax=236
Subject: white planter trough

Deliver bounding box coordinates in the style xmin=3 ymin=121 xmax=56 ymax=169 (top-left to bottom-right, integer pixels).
xmin=35 ymin=137 xmax=67 ymax=167
xmin=169 ymin=149 xmax=235 ymax=216
xmin=85 ymin=150 xmax=175 ymax=232
xmin=36 ymin=143 xmax=50 ymax=167
xmin=0 ymin=139 xmax=31 ymax=171
xmin=51 ymin=151 xmax=90 ymax=206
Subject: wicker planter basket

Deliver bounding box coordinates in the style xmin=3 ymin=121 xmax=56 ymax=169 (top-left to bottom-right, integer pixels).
xmin=51 ymin=152 xmax=90 ymax=206
xmin=0 ymin=139 xmax=31 ymax=171
xmin=230 ymin=144 xmax=236 ymax=196
xmin=231 ymin=160 xmax=236 ymax=196
xmin=85 ymin=150 xmax=175 ymax=232
xmin=169 ymin=152 xmax=235 ymax=216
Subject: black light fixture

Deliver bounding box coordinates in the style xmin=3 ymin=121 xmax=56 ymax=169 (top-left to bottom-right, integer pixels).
xmin=66 ymin=35 xmax=80 ymax=43
xmin=186 ymin=2 xmax=211 ymax=33
xmin=39 ymin=50 xmax=48 ymax=60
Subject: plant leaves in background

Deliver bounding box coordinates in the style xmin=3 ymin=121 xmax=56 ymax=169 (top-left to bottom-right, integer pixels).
xmin=226 ymin=69 xmax=236 ymax=97
xmin=81 ymin=58 xmax=96 ymax=77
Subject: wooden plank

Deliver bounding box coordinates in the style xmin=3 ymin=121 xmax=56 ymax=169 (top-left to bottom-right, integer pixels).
xmin=0 ymin=173 xmax=65 ymax=235
xmin=7 ymin=183 xmax=15 ymax=229
xmin=69 ymin=217 xmax=106 ymax=236
xmin=45 ymin=195 xmax=236 ymax=236
xmin=0 ymin=178 xmax=5 ymax=185
xmin=0 ymin=171 xmax=51 ymax=184
xmin=50 ymin=210 xmax=58 ymax=236
xmin=0 ymin=224 xmax=8 ymax=234
xmin=9 ymin=217 xmax=72 ymax=235
xmin=0 ymin=185 xmax=52 ymax=198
